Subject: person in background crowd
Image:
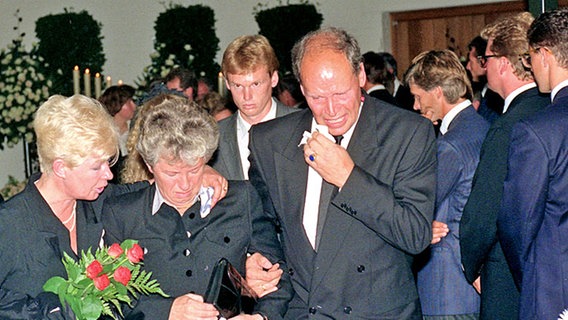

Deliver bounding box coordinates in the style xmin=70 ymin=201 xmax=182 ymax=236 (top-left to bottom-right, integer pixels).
xmin=165 ymin=67 xmax=198 ymax=101
xmin=196 ymin=77 xmax=212 ymax=101
xmin=378 ymin=51 xmax=415 ymax=111
xmin=459 ymin=12 xmax=550 ymax=320
xmin=466 ymin=36 xmax=504 ymax=123
xmin=98 ymin=84 xmax=137 ymax=183
xmin=198 ymin=91 xmax=234 ymax=121
xmin=363 ymin=51 xmax=398 ymax=106
xmin=406 ymin=49 xmax=488 ymax=319
xmin=498 ymin=8 xmax=568 ymax=319
xmin=274 ymin=73 xmax=307 ymax=109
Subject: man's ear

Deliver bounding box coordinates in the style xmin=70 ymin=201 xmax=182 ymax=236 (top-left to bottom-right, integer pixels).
xmin=357 ymin=62 xmax=366 ymax=87
xmin=184 ymin=87 xmax=194 ymax=101
xmin=270 ymin=71 xmax=279 ymax=88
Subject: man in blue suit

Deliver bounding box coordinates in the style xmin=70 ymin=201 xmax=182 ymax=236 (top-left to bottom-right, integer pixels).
xmin=406 ymin=50 xmax=488 ymax=319
xmin=498 ymin=9 xmax=568 ymax=319
xmin=459 ymin=12 xmax=550 ymax=319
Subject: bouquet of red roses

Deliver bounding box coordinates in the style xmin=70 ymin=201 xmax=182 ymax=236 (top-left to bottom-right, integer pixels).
xmin=43 ymin=239 xmax=168 ymax=320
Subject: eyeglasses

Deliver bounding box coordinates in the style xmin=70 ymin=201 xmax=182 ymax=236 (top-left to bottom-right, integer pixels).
xmin=519 ymin=47 xmax=541 ymax=69
xmin=476 ymin=54 xmax=503 ymax=68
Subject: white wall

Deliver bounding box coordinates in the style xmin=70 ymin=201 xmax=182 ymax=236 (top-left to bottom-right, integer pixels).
xmin=0 ymin=0 xmax=512 ymax=186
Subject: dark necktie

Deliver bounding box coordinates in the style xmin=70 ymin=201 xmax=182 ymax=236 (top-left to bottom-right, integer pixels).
xmin=314 ymin=135 xmax=343 ymax=250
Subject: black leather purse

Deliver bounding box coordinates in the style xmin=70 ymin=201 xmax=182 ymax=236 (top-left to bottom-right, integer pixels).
xmin=204 ymin=258 xmax=258 ymax=319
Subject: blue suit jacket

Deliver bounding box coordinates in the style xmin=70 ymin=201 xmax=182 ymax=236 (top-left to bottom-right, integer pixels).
xmin=499 ymin=86 xmax=568 ymax=319
xmin=417 ymin=106 xmax=488 ymax=316
xmin=459 ymin=87 xmax=549 ymax=319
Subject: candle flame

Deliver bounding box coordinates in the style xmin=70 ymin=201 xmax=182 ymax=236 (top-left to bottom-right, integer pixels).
xmin=95 ymin=73 xmax=100 ymax=78
xmin=85 ymin=68 xmax=90 ymax=75
xmin=74 ymin=65 xmax=79 ymax=71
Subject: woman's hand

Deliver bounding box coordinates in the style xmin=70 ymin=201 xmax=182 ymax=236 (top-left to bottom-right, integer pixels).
xmin=169 ymin=293 xmax=219 ymax=320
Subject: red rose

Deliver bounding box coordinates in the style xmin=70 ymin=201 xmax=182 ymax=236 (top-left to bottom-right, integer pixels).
xmin=126 ymin=244 xmax=144 ymax=264
xmin=94 ymin=274 xmax=110 ymax=291
xmin=113 ymin=266 xmax=131 ymax=286
xmin=86 ymin=260 xmax=103 ymax=280
xmin=108 ymin=243 xmax=124 ymax=259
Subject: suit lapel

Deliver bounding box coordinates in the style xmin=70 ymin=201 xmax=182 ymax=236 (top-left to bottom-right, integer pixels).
xmin=311 ymin=97 xmax=377 ymax=290
xmin=221 ymin=115 xmax=245 ymax=180
xmin=274 ymin=112 xmax=312 ymax=248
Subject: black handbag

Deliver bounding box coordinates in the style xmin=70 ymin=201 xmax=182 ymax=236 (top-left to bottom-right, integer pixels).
xmin=204 ymin=258 xmax=258 ymax=319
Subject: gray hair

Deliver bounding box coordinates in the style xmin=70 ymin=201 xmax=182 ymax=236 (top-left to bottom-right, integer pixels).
xmin=137 ymin=99 xmax=219 ymax=167
xmin=291 ymin=27 xmax=363 ymax=83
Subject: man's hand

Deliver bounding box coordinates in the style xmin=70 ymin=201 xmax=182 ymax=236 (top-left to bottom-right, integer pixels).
xmin=473 ymin=276 xmax=481 ymax=294
xmin=431 ymin=220 xmax=449 ymax=244
xmin=169 ymin=293 xmax=219 ymax=320
xmin=202 ymin=165 xmax=228 ymax=207
xmin=303 ymin=131 xmax=354 ymax=188
xmin=246 ymin=253 xmax=282 ymax=298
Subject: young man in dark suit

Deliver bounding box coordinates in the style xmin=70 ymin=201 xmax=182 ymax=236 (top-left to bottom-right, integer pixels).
xmin=498 ymin=9 xmax=568 ymax=319
xmin=210 ymin=35 xmax=297 ymax=181
xmin=459 ymin=12 xmax=550 ymax=319
xmin=247 ymin=27 xmax=436 ymax=319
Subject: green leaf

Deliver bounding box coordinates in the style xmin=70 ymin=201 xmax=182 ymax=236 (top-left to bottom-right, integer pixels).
xmin=81 ymin=294 xmax=103 ymax=320
xmin=42 ymin=276 xmax=66 ymax=293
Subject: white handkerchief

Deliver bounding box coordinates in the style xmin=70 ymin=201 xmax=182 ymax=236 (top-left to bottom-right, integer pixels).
xmin=298 ymin=124 xmax=334 ymax=147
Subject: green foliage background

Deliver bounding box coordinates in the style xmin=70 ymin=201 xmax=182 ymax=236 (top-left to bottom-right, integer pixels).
xmin=35 ymin=10 xmax=105 ymax=96
xmin=255 ymin=3 xmax=323 ymax=74
xmin=137 ymin=4 xmax=220 ymax=92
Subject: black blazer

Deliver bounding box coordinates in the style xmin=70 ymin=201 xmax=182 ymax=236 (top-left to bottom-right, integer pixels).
xmin=102 ymin=181 xmax=292 ymax=320
xmin=249 ymin=94 xmax=437 ymax=319
xmin=0 ymin=173 xmax=147 ymax=319
xmin=460 ymin=87 xmax=549 ymax=319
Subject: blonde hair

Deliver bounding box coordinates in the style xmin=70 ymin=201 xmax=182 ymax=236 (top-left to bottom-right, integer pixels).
xmin=222 ymin=35 xmax=279 ymax=76
xmin=34 ymin=95 xmax=118 ymax=173
xmin=481 ymin=12 xmax=535 ymax=81
xmin=405 ymin=50 xmax=472 ymax=104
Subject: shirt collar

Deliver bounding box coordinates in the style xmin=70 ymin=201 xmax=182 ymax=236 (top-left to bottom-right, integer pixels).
xmin=503 ymin=82 xmax=537 ymax=114
xmin=366 ymin=84 xmax=386 ymax=94
xmin=440 ymin=100 xmax=471 ymax=135
xmin=551 ymin=79 xmax=568 ymax=103
xmin=236 ymin=97 xmax=277 ymax=135
xmin=151 ymin=185 xmax=214 ymax=218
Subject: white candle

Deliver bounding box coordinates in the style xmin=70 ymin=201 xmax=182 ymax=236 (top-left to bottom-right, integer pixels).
xmin=218 ymin=72 xmax=224 ymax=96
xmin=73 ymin=66 xmax=80 ymax=95
xmin=106 ymin=76 xmax=112 ymax=88
xmin=94 ymin=73 xmax=102 ymax=98
xmin=84 ymin=68 xmax=91 ymax=97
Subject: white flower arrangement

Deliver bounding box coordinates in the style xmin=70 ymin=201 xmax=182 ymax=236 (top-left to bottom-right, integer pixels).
xmin=0 ymin=33 xmax=51 ymax=149
xmin=136 ymin=42 xmax=194 ymax=89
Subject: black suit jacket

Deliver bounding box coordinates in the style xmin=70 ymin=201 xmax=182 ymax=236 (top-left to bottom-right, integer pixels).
xmin=102 ymin=181 xmax=292 ymax=320
xmin=0 ymin=173 xmax=147 ymax=319
xmin=368 ymin=88 xmax=398 ymax=106
xmin=249 ymin=94 xmax=437 ymax=319
xmin=460 ymin=86 xmax=549 ymax=319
